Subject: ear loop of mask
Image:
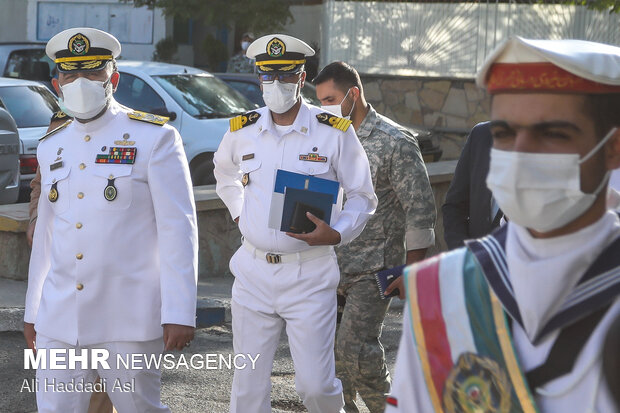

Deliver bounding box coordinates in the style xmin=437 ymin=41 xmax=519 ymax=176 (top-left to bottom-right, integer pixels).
xmin=579 ymin=127 xmax=618 ymax=164
xmin=578 ymin=127 xmax=617 ymax=195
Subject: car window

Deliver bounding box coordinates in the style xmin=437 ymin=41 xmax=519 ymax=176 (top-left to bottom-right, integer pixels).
xmin=0 ymin=85 xmax=59 ymax=128
xmin=225 ymin=80 xmax=264 ymax=106
xmin=153 ymin=74 xmax=256 ymax=118
xmin=115 ymin=73 xmax=167 ymax=113
xmin=3 ymin=49 xmax=53 ymax=83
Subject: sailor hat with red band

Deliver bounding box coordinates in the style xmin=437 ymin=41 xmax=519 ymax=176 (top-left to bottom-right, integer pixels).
xmin=246 ymin=34 xmax=314 ymax=74
xmin=476 ymin=37 xmax=620 ymax=94
xmin=46 ymin=27 xmax=121 ymax=73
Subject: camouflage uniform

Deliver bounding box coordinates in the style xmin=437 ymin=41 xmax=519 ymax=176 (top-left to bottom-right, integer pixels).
xmin=335 ymin=104 xmax=436 ymax=413
xmin=226 ymin=53 xmax=255 ymax=73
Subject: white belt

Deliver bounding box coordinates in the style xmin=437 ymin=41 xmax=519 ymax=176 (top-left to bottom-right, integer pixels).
xmin=243 ymin=240 xmax=333 ymax=264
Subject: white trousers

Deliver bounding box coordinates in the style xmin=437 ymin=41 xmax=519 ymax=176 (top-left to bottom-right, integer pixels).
xmin=229 ymin=246 xmax=345 ymax=413
xmin=35 ymin=333 xmax=169 ymax=413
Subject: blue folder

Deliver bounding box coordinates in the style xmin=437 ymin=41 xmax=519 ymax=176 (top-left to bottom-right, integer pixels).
xmin=274 ymin=169 xmax=339 ymax=203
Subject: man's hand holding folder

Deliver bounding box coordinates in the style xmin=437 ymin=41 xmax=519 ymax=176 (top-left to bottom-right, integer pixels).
xmin=286 ymin=212 xmax=342 ymax=246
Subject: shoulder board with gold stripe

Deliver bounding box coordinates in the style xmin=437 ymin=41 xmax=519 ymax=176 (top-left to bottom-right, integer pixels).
xmin=39 ymin=119 xmax=72 ymax=141
xmin=316 ymin=113 xmax=352 ymax=132
xmin=127 ymin=110 xmax=169 ymax=126
xmin=50 ymin=110 xmax=70 ymax=122
xmin=230 ymin=111 xmax=261 ymax=132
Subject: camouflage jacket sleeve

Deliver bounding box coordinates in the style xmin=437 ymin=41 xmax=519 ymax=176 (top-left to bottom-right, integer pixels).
xmin=388 ymin=136 xmax=436 ymax=250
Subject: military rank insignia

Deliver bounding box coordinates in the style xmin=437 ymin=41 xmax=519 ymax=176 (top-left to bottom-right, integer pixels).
xmin=95 ymin=147 xmax=137 ymax=164
xmin=128 ymin=111 xmax=168 ymax=126
xmin=316 ymin=113 xmax=352 ymax=132
xmin=104 ymin=178 xmax=117 ymax=201
xmin=40 ymin=120 xmax=72 ymax=141
xmin=230 ymin=111 xmax=260 ymax=132
xmin=48 ymin=182 xmax=58 ymax=203
xmin=51 ymin=110 xmax=69 ymax=122
xmin=241 ymin=173 xmax=250 ymax=187
xmin=299 ymin=153 xmax=327 ymax=163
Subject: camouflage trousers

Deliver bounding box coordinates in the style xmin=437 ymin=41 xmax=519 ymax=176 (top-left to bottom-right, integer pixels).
xmin=335 ymin=273 xmax=391 ymax=413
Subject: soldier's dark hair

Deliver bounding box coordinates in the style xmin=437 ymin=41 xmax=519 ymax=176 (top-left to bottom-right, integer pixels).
xmin=312 ymin=61 xmax=363 ymax=93
xmin=584 ymin=93 xmax=620 ymax=139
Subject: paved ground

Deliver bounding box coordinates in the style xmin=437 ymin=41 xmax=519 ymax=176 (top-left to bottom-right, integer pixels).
xmin=0 ymin=298 xmax=405 ymax=413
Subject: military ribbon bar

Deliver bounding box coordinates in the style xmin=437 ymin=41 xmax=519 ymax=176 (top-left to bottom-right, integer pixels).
xmin=95 ymin=147 xmax=137 ymax=164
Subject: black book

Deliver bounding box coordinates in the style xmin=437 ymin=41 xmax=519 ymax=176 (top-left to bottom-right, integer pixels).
xmin=280 ymin=187 xmax=333 ymax=233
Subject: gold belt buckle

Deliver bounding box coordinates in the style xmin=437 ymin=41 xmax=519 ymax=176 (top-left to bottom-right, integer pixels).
xmin=266 ymin=253 xmax=281 ymax=264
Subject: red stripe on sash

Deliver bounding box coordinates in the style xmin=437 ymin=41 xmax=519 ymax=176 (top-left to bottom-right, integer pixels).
xmin=416 ymin=259 xmax=453 ymax=398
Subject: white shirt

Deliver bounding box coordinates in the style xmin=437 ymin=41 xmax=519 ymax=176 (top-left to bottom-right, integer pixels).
xmin=214 ymin=101 xmax=377 ymax=253
xmin=387 ymin=210 xmax=620 ymax=413
xmin=25 ymin=101 xmax=199 ymax=345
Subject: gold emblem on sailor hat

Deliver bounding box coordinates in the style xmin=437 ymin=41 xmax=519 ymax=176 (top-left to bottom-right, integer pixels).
xmin=68 ymin=33 xmax=90 ymax=56
xmin=241 ymin=173 xmax=250 ymax=187
xmin=267 ymin=38 xmax=286 ymax=57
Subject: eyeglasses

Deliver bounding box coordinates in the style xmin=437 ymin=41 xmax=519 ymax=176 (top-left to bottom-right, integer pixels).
xmin=259 ymin=72 xmax=302 ymax=84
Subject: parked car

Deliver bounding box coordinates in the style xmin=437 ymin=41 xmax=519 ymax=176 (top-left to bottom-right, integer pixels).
xmin=0 ymin=107 xmax=20 ymax=204
xmin=0 ymin=43 xmax=54 ymax=92
xmin=216 ymin=72 xmax=442 ymax=162
xmin=215 ymin=72 xmax=321 ymax=107
xmin=0 ymin=77 xmax=60 ymax=201
xmin=115 ymin=61 xmax=257 ymax=185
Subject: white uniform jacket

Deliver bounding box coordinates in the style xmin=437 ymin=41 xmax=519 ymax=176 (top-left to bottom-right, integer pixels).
xmin=214 ymin=101 xmax=378 ymax=253
xmin=25 ymin=101 xmax=198 ymax=345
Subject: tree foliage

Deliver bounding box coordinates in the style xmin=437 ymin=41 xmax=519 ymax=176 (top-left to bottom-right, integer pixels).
xmin=572 ymin=0 xmax=620 ymax=13
xmin=124 ymin=0 xmax=293 ymax=34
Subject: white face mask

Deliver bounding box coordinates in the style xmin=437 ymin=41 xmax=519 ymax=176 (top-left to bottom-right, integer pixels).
xmin=321 ymin=88 xmax=354 ymax=119
xmin=241 ymin=41 xmax=250 ymax=51
xmin=486 ymin=127 xmax=617 ymax=233
xmin=59 ymin=76 xmax=111 ymax=120
xmin=262 ymin=79 xmax=299 ymax=114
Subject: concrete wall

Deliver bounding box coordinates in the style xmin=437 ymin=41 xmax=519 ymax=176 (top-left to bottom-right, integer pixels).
xmin=23 ymin=0 xmax=168 ymax=62
xmin=0 ymin=163 xmax=456 ymax=281
xmin=283 ymin=4 xmax=322 ymax=48
xmin=0 ymin=0 xmax=28 ymax=42
xmin=360 ymin=75 xmax=490 ymax=160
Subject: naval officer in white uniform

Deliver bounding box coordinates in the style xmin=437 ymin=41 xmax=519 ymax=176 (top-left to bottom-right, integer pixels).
xmin=24 ymin=27 xmax=198 ymax=413
xmin=214 ymin=34 xmax=377 ymax=413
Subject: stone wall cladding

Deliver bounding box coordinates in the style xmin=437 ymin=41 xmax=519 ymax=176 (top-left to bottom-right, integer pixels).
xmin=360 ymin=74 xmax=491 ymax=160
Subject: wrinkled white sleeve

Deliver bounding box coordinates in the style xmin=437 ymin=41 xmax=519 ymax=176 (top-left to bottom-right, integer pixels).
xmin=24 ymin=191 xmax=53 ymax=323
xmin=332 ymin=127 xmax=378 ymax=245
xmin=386 ymin=306 xmax=434 ymax=413
xmin=214 ymin=130 xmax=243 ymax=220
xmin=148 ymin=127 xmax=198 ymax=327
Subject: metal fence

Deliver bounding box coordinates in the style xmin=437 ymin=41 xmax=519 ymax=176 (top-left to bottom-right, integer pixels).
xmin=321 ymin=0 xmax=620 ymax=77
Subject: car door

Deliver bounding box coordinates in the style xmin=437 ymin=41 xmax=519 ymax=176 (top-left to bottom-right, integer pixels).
xmin=115 ymin=72 xmax=182 ymax=132
xmin=0 ymin=108 xmax=20 ymax=204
